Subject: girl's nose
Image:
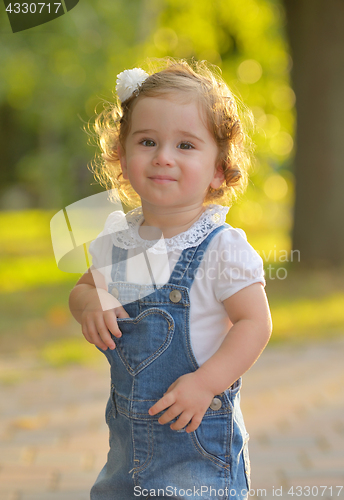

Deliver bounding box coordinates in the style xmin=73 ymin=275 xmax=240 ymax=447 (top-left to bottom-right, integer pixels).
xmin=152 ymin=145 xmax=174 ymax=167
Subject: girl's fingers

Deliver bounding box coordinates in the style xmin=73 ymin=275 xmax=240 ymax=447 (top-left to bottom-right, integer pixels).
xmin=103 ymin=310 xmax=122 ymax=338
xmin=81 ymin=324 xmax=92 ymax=344
xmin=185 ymin=414 xmax=203 ymax=433
xmin=81 ymin=307 xmax=128 ymax=351
xmin=115 ymin=306 xmax=130 ymax=319
xmin=149 ymin=393 xmax=174 ymax=416
xmin=170 ymin=412 xmax=194 ymax=431
xmin=158 ymin=405 xmax=182 ymax=425
xmin=150 ymin=394 xmax=181 ymax=424
xmin=85 ymin=319 xmax=110 ymax=351
xmin=94 ymin=316 xmax=117 ymax=350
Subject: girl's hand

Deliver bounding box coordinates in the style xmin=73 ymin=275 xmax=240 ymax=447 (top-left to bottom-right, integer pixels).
xmin=81 ymin=287 xmax=129 ymax=351
xmin=69 ymin=267 xmax=130 ymax=351
xmin=148 ymin=371 xmax=215 ymax=433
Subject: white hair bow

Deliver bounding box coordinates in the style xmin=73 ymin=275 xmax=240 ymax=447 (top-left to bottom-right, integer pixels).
xmin=116 ymin=68 xmax=149 ymax=103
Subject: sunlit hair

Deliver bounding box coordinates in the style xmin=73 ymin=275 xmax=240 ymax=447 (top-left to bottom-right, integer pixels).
xmin=89 ymin=59 xmax=254 ymax=206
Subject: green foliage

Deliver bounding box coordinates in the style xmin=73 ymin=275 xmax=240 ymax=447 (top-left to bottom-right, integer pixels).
xmin=41 ymin=338 xmax=98 ymax=367
xmin=0 ymin=209 xmax=79 ymax=292
xmin=270 ymin=293 xmax=344 ymax=343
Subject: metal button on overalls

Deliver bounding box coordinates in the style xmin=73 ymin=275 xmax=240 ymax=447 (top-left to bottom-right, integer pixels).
xmin=169 ymin=290 xmax=182 ymax=303
xmin=209 ymin=397 xmax=222 ymax=411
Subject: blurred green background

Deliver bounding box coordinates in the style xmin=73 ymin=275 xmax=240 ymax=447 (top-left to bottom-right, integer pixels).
xmin=1 ymin=0 xmax=343 ymax=369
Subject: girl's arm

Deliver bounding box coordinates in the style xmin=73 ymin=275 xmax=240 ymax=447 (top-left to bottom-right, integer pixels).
xmin=69 ymin=267 xmax=129 ymax=351
xmin=148 ymin=282 xmax=272 ymax=432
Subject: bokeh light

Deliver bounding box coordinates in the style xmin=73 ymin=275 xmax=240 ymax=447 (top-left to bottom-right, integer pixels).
xmin=271 ymin=85 xmax=296 ymax=110
xmin=270 ymin=131 xmax=294 ymax=156
xmin=264 ymin=174 xmax=288 ymax=200
xmin=237 ymin=59 xmax=263 ymax=84
xmin=238 ymin=200 xmax=263 ymax=225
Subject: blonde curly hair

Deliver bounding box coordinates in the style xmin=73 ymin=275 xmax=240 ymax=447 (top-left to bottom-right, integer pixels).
xmin=89 ymin=59 xmax=254 ymax=207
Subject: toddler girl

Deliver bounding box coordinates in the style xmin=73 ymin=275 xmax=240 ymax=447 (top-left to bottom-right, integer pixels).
xmin=69 ymin=60 xmax=272 ymax=500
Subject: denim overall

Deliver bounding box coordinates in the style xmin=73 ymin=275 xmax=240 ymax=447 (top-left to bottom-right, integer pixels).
xmin=91 ymin=225 xmax=251 ymax=500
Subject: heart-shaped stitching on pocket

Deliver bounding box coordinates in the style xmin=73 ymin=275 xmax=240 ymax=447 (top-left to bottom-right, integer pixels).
xmin=114 ymin=308 xmax=175 ymax=375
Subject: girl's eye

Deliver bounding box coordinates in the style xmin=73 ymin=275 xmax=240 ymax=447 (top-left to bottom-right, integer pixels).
xmin=178 ymin=142 xmax=194 ymax=150
xmin=141 ymin=139 xmax=156 ymax=147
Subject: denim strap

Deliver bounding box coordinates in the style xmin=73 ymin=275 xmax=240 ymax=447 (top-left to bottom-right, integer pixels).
xmin=168 ymin=224 xmax=227 ymax=287
xmin=111 ymin=246 xmax=127 ymax=282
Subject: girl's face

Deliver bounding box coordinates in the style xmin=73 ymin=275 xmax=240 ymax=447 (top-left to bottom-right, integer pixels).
xmin=118 ymin=94 xmax=224 ymax=212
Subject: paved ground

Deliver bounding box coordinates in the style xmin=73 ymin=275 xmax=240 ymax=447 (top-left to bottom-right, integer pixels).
xmin=1 ymin=337 xmax=344 ymax=500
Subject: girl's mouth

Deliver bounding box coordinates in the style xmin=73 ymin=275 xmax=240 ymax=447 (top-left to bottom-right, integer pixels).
xmin=149 ymin=176 xmax=176 ymax=184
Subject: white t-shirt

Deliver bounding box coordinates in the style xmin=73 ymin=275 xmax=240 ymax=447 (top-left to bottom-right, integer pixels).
xmin=89 ymin=205 xmax=265 ymax=366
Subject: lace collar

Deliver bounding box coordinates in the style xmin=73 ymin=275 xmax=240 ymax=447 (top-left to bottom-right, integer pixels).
xmin=105 ymin=204 xmax=228 ymax=254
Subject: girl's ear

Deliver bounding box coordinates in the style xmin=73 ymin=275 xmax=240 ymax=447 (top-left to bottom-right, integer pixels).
xmin=117 ymin=145 xmax=128 ymax=179
xmin=210 ymin=163 xmax=225 ymax=189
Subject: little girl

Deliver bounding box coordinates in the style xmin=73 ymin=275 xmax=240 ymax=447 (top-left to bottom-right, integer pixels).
xmin=69 ymin=60 xmax=272 ymax=500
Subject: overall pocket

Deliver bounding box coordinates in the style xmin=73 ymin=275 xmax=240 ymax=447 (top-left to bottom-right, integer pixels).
xmin=115 ymin=308 xmax=175 ymax=376
xmin=191 ymin=413 xmax=232 ymax=469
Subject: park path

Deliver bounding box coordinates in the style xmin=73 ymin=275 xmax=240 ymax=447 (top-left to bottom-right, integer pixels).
xmin=0 ymin=337 xmax=344 ymax=500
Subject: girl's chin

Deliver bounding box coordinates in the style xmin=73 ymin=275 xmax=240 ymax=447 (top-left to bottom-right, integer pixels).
xmin=140 ymin=198 xmax=200 ymax=210
xmin=141 ymin=199 xmax=181 ymax=208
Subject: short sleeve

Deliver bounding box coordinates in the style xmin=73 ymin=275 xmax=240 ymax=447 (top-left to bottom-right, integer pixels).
xmin=203 ymin=226 xmax=265 ymax=303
